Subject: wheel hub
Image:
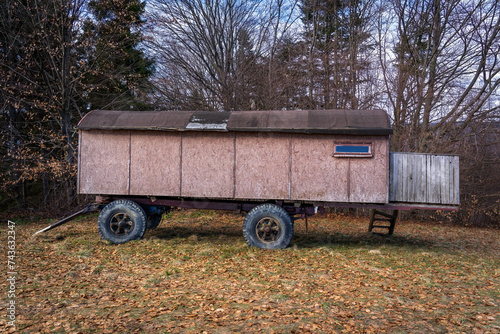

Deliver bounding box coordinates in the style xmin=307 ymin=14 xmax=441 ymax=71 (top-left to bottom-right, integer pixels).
xmin=255 ymin=217 xmax=280 ymax=243
xmin=110 ymin=213 xmax=134 ymax=235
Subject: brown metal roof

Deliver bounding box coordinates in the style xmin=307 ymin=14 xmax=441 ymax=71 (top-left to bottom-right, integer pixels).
xmin=77 ymin=109 xmax=393 ymax=135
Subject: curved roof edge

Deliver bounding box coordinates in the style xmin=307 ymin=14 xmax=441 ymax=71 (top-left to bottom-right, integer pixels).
xmin=77 ymin=109 xmax=393 ymax=135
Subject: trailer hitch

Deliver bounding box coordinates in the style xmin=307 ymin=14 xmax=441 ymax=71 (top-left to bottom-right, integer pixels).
xmin=32 ymin=203 xmax=99 ymax=236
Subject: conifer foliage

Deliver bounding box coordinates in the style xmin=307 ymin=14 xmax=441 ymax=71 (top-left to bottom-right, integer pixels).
xmin=0 ymin=0 xmax=154 ymax=212
xmin=82 ymin=0 xmax=154 ymax=110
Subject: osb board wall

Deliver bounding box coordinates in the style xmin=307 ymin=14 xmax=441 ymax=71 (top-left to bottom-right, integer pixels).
xmin=78 ymin=130 xmax=130 ymax=195
xmin=349 ymin=137 xmax=389 ymax=203
xmin=291 ymin=134 xmax=348 ymax=202
xmin=78 ymin=130 xmax=389 ymax=203
xmin=291 ymin=135 xmax=388 ymax=203
xmin=130 ymin=132 xmax=180 ymax=196
xmin=235 ymin=133 xmax=290 ymax=200
xmin=182 ymin=132 xmax=234 ymax=198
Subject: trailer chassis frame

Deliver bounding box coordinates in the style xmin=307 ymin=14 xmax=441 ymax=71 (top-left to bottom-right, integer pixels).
xmin=33 ymin=195 xmax=458 ymax=237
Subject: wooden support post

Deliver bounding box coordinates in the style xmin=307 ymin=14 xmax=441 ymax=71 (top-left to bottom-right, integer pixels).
xmin=388 ymin=210 xmax=399 ymax=235
xmin=368 ymin=209 xmax=376 ymax=232
xmin=368 ymin=209 xmax=399 ymax=235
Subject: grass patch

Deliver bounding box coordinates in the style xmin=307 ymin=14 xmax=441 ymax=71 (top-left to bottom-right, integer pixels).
xmin=1 ymin=210 xmax=498 ymax=333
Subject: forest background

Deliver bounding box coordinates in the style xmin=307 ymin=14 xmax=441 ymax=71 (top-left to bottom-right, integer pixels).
xmin=1 ymin=0 xmax=499 ymax=226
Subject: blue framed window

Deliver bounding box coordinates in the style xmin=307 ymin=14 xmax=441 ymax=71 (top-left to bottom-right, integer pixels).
xmin=333 ymin=143 xmax=372 ymax=157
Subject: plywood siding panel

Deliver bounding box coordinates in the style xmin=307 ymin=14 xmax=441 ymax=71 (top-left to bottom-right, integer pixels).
xmin=428 ymin=155 xmax=440 ymax=203
xmin=349 ymin=137 xmax=389 ymax=203
xmin=181 ymin=132 xmax=234 ymax=198
xmin=400 ymin=154 xmax=407 ymax=202
xmin=291 ymin=135 xmax=348 ymax=202
xmin=441 ymin=156 xmax=450 ymax=204
xmin=390 ymin=153 xmax=460 ymax=205
xmin=129 ymin=131 xmax=180 ymax=196
xmin=78 ymin=130 xmax=130 ymax=195
xmin=448 ymin=156 xmax=454 ymax=203
xmin=408 ymin=154 xmax=415 ymax=202
xmin=389 ymin=152 xmax=398 ymax=202
xmin=235 ymin=133 xmax=289 ymax=200
xmin=417 ymin=154 xmax=426 ymax=202
xmin=454 ymin=157 xmax=460 ymax=204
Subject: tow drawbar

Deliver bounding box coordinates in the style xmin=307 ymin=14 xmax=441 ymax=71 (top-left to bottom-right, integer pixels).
xmin=33 ymin=204 xmax=99 ymax=236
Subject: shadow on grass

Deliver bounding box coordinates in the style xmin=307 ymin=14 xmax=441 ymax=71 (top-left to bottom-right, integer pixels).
xmin=147 ymin=224 xmax=243 ymax=239
xmin=293 ymin=231 xmax=442 ymax=250
xmin=147 ymin=223 xmax=450 ymax=252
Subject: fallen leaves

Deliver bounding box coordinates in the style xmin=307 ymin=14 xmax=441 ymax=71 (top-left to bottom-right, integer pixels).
xmin=1 ymin=211 xmax=499 ymax=333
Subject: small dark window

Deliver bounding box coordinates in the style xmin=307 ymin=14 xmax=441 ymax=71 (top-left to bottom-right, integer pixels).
xmin=333 ymin=143 xmax=372 ymax=157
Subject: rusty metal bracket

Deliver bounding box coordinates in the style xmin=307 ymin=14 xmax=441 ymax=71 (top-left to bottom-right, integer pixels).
xmin=32 ymin=203 xmax=99 ymax=236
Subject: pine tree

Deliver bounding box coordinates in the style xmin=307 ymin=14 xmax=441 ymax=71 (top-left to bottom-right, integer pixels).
xmin=82 ymin=0 xmax=154 ymax=110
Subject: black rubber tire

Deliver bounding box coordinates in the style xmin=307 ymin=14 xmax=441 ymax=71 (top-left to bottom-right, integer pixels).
xmin=243 ymin=203 xmax=293 ymax=249
xmin=97 ymin=199 xmax=147 ymax=244
xmin=146 ymin=213 xmax=162 ymax=229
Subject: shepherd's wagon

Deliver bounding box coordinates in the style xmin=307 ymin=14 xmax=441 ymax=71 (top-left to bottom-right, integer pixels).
xmin=37 ymin=109 xmax=460 ymax=249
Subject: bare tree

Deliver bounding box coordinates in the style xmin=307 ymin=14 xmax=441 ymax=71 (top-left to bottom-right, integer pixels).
xmin=0 ymin=0 xmax=86 ymax=209
xmin=147 ymin=0 xmax=299 ymax=111
xmin=456 ymin=120 xmax=500 ymax=225
xmin=380 ymin=0 xmax=500 ymax=152
xmin=300 ymin=0 xmax=378 ymax=110
xmin=375 ymin=0 xmax=500 ymax=224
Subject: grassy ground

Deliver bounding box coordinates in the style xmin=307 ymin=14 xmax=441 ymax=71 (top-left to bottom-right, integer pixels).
xmin=1 ymin=210 xmax=499 ymax=333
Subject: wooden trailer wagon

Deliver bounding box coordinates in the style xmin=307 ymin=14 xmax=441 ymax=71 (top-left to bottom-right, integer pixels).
xmin=37 ymin=109 xmax=460 ymax=249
